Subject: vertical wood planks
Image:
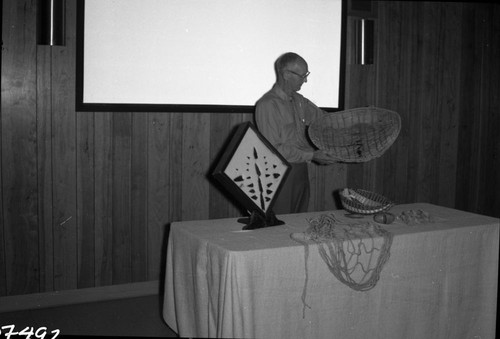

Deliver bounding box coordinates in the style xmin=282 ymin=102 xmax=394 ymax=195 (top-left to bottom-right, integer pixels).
xmin=375 ymin=1 xmax=414 ymax=204
xmin=168 ymin=113 xmax=184 ymax=224
xmin=455 ymin=4 xmax=483 ymax=214
xmin=1 ymin=0 xmax=39 ymax=295
xmin=50 ymin=0 xmax=78 ymax=290
xmin=94 ymin=113 xmax=114 ymax=286
xmin=456 ymin=4 xmax=500 ymax=217
xmin=415 ymin=2 xmax=442 ymax=204
xmin=36 ymin=45 xmax=54 ymax=292
xmin=76 ymin=112 xmax=95 ymax=288
xmin=130 ymin=113 xmax=149 ymax=282
xmin=208 ymin=113 xmax=234 ymax=219
xmin=111 ymin=113 xmax=132 ymax=284
xmin=181 ymin=113 xmax=211 ymax=221
xmin=478 ymin=5 xmax=500 ymax=217
xmin=147 ymin=113 xmax=172 ymax=280
xmin=435 ymin=3 xmax=462 ymax=208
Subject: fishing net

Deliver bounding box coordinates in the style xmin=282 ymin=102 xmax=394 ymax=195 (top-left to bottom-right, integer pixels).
xmin=291 ymin=214 xmax=393 ymax=316
xmin=308 ymin=107 xmax=401 ymax=163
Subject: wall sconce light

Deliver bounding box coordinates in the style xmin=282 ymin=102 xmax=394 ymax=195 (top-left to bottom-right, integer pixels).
xmin=354 ymin=18 xmax=374 ymax=65
xmin=37 ymin=0 xmax=66 ymax=46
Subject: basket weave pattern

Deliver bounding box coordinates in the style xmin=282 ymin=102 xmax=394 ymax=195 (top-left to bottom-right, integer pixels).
xmin=340 ymin=188 xmax=393 ymax=215
xmin=308 ymin=107 xmax=401 ymax=163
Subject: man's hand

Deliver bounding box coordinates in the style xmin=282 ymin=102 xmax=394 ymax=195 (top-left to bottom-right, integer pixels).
xmin=312 ymin=150 xmax=337 ymax=165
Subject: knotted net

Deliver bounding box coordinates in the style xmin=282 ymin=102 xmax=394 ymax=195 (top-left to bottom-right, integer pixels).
xmin=290 ymin=214 xmax=393 ymax=316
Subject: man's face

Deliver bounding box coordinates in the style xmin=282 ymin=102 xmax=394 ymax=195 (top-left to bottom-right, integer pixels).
xmin=284 ymin=60 xmax=309 ymax=92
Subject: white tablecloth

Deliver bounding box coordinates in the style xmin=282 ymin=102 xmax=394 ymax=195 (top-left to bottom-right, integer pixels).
xmin=162 ymin=203 xmax=499 ymax=338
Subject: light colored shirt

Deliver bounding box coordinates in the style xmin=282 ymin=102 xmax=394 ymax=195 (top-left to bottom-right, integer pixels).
xmin=255 ymin=84 xmax=325 ymax=163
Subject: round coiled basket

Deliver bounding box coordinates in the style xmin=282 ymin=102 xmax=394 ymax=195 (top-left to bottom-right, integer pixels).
xmin=308 ymin=107 xmax=401 ymax=163
xmin=339 ymin=188 xmax=393 ymax=215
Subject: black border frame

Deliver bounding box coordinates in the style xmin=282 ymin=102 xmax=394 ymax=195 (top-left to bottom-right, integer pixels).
xmin=76 ymin=0 xmax=347 ymax=113
xmin=212 ymin=122 xmax=291 ymax=216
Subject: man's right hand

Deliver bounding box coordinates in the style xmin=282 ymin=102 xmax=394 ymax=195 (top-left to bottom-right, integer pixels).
xmin=312 ymin=150 xmax=337 ymax=165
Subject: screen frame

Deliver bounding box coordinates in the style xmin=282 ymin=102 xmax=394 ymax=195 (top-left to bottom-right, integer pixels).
xmin=75 ymin=0 xmax=347 ymax=113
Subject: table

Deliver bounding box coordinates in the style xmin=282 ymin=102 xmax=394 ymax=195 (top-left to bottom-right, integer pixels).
xmin=162 ymin=203 xmax=499 ymax=339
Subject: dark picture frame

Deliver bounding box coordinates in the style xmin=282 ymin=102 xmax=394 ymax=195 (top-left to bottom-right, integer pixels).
xmin=212 ymin=122 xmax=291 ymax=229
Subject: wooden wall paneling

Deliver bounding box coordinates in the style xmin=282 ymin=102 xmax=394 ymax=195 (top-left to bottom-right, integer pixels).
xmin=50 ymin=0 xmax=78 ymax=290
xmin=376 ymin=2 xmax=416 ymax=205
xmin=111 ymin=113 xmax=132 ymax=284
xmin=410 ymin=3 xmax=440 ymax=205
xmin=371 ymin=2 xmax=398 ymax=202
xmin=0 ymin=161 xmax=3 ymax=295
xmin=208 ymin=113 xmax=234 ymax=219
xmin=307 ymin=163 xmax=324 ymax=211
xmin=474 ymin=4 xmax=500 ymax=217
xmin=168 ymin=113 xmax=184 ymax=223
xmin=403 ymin=3 xmax=426 ymax=205
xmin=480 ymin=5 xmax=500 ymax=217
xmin=308 ymin=162 xmax=347 ymax=212
xmin=130 ymin=113 xmax=149 ymax=282
xmin=94 ymin=112 xmax=114 ymax=286
xmin=413 ymin=7 xmax=433 ymax=205
xmin=455 ymin=4 xmax=489 ymax=215
xmin=0 ymin=113 xmax=4 ymax=296
xmin=454 ymin=4 xmax=472 ymax=213
xmin=76 ymin=112 xmax=95 ymax=289
xmin=209 ymin=113 xmax=244 ymax=219
xmin=1 ymin=0 xmax=40 ymax=296
xmin=181 ymin=113 xmax=211 ymax=221
xmin=435 ymin=3 xmax=462 ymax=209
xmin=344 ymin=14 xmax=378 ymax=192
xmin=36 ymin=44 xmax=54 ymax=293
xmin=321 ymin=163 xmax=347 ymax=211
xmin=467 ymin=7 xmax=486 ymax=214
xmin=147 ymin=113 xmax=173 ymax=280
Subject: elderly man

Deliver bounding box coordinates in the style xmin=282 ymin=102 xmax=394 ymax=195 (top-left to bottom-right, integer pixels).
xmin=255 ymin=52 xmax=334 ymax=214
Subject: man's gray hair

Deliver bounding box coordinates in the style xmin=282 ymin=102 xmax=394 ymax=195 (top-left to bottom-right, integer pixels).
xmin=275 ymin=52 xmax=306 ymax=75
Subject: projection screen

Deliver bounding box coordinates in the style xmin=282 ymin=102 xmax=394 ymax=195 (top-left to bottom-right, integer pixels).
xmin=76 ymin=0 xmax=346 ymax=112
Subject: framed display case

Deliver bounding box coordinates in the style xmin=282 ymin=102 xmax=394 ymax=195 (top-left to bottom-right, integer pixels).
xmin=212 ymin=122 xmax=291 ymax=229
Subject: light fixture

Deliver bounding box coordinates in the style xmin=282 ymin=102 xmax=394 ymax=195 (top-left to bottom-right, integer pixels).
xmin=37 ymin=0 xmax=66 ymax=46
xmin=354 ymin=18 xmax=374 ymax=65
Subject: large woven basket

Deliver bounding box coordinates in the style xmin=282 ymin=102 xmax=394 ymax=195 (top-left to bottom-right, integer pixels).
xmin=308 ymin=107 xmax=401 ymax=163
xmin=339 ymin=188 xmax=393 ymax=215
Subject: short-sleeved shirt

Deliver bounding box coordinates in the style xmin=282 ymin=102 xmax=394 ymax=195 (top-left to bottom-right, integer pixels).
xmin=255 ymin=84 xmax=325 ymax=163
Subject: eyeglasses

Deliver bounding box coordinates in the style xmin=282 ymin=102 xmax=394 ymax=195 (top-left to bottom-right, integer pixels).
xmin=286 ymin=69 xmax=310 ymax=80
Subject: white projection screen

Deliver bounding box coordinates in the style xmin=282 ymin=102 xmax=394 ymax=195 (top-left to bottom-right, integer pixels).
xmin=76 ymin=0 xmax=346 ymax=112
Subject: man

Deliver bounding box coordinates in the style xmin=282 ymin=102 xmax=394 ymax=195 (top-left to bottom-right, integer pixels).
xmin=255 ymin=52 xmax=334 ymax=214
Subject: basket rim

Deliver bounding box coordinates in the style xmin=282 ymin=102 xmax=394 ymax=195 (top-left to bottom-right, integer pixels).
xmin=339 ymin=188 xmax=393 ymax=214
xmin=308 ymin=107 xmax=401 ymax=163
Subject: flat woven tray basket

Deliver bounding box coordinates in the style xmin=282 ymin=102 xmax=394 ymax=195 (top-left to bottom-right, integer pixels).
xmin=308 ymin=107 xmax=401 ymax=162
xmin=339 ymin=188 xmax=393 ymax=215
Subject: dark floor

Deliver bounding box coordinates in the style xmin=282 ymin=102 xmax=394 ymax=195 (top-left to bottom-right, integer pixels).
xmin=0 ymin=294 xmax=177 ymax=337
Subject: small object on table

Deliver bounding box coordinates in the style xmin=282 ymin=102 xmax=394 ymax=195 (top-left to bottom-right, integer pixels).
xmin=339 ymin=188 xmax=393 ymax=216
xmin=237 ymin=210 xmax=284 ymax=230
xmin=373 ymin=212 xmax=396 ymax=224
xmin=345 ymin=213 xmax=366 ymax=219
